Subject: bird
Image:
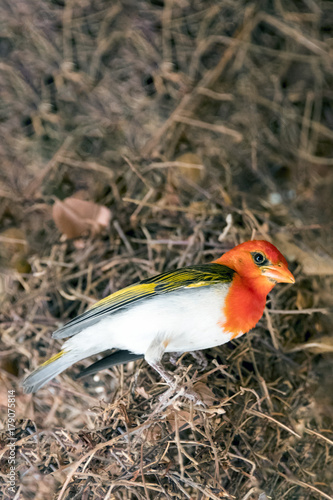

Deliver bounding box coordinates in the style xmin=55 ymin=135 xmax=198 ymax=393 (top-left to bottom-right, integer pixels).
xmin=22 ymin=240 xmax=295 ymax=401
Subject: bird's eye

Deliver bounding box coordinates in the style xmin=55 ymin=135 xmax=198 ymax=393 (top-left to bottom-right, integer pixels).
xmin=253 ymin=253 xmax=265 ymax=264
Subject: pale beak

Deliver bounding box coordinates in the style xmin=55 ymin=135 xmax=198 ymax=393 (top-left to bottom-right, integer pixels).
xmin=262 ymin=264 xmax=295 ymax=284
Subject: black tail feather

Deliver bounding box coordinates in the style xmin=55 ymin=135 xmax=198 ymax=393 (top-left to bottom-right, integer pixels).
xmin=76 ymin=350 xmax=144 ymax=379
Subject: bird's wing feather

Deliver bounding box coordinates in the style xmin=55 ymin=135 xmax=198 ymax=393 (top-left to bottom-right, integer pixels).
xmin=76 ymin=350 xmax=144 ymax=379
xmin=53 ymin=263 xmax=235 ymax=339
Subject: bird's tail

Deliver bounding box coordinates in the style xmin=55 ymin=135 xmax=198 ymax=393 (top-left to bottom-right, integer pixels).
xmin=76 ymin=350 xmax=144 ymax=379
xmin=22 ymin=349 xmax=83 ymax=394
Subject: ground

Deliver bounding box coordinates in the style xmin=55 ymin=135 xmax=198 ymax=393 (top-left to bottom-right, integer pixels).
xmin=0 ymin=1 xmax=333 ymax=499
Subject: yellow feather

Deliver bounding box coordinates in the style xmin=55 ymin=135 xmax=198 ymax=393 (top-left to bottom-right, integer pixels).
xmin=40 ymin=349 xmax=66 ymax=367
xmin=90 ymin=283 xmax=156 ymax=310
xmin=184 ymin=281 xmax=209 ymax=288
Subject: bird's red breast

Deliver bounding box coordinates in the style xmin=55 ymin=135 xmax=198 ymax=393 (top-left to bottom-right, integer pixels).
xmin=218 ymin=273 xmax=268 ymax=339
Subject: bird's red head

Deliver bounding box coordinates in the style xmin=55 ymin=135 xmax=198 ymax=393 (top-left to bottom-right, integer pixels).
xmin=214 ymin=240 xmax=295 ymax=337
xmin=214 ymin=240 xmax=295 ymax=295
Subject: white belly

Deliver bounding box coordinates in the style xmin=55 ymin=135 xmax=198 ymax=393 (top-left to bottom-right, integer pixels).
xmin=64 ymin=284 xmax=233 ymax=356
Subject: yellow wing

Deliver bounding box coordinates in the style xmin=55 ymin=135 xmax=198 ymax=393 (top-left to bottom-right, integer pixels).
xmin=52 ymin=263 xmax=234 ymax=339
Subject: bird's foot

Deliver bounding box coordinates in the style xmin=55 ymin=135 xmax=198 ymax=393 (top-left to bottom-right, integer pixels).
xmin=168 ymin=351 xmax=208 ymax=371
xmin=159 ymin=382 xmax=206 ymax=407
xmin=146 ymin=359 xmax=206 ymax=407
xmin=178 ymin=385 xmax=206 ymax=406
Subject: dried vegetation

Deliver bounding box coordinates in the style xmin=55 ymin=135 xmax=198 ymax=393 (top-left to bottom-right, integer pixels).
xmin=0 ymin=0 xmax=333 ymax=499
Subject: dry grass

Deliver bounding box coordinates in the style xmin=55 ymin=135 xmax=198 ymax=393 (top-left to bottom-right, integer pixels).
xmin=1 ymin=1 xmax=333 ymax=499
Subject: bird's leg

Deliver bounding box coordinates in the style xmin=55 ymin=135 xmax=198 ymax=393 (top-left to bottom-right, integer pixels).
xmin=145 ymin=339 xmax=205 ymax=406
xmin=149 ymin=360 xmax=205 ymax=406
xmin=148 ymin=360 xmax=175 ymax=386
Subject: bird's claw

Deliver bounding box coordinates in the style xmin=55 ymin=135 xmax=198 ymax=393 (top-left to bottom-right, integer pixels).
xmin=159 ymin=383 xmax=206 ymax=407
xmin=178 ymin=386 xmax=206 ymax=406
xmin=168 ymin=351 xmax=208 ymax=371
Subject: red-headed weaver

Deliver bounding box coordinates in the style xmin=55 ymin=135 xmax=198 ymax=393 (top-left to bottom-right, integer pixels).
xmin=23 ymin=240 xmax=295 ymax=402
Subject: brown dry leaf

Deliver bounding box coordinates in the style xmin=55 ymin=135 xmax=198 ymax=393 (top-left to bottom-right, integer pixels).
xmin=167 ymin=409 xmax=191 ymax=432
xmin=171 ymin=152 xmax=205 ymax=188
xmin=11 ymin=254 xmax=31 ymax=273
xmin=0 ymin=228 xmax=31 ymax=272
xmin=193 ymin=382 xmax=217 ymax=406
xmin=52 ymin=197 xmax=111 ymax=239
xmin=0 ymin=357 xmax=19 ymax=376
xmin=274 ymin=233 xmax=333 ymax=276
xmin=295 ymin=289 xmax=312 ymax=310
xmin=288 ymin=336 xmax=333 ymax=354
xmin=0 ymin=228 xmax=28 ymax=254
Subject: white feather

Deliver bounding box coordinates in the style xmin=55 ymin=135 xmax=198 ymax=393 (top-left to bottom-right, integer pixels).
xmin=63 ymin=284 xmax=233 ymax=357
